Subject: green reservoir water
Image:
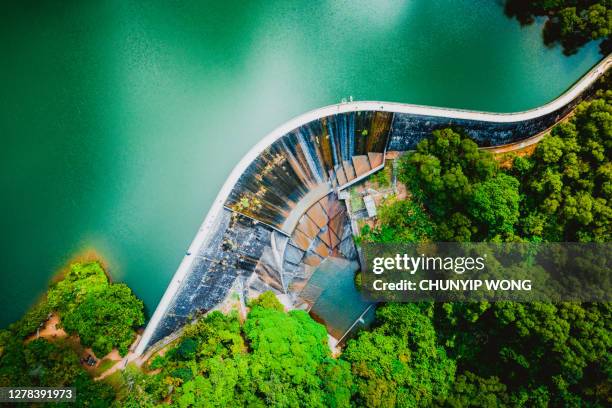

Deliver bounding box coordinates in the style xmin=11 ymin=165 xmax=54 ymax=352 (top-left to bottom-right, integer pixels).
xmin=306 ymin=258 xmax=373 ymax=339
xmin=0 ymin=0 xmax=602 ymax=326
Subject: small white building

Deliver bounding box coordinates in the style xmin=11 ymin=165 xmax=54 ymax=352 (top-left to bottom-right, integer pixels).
xmin=363 ymin=195 xmax=377 ymax=218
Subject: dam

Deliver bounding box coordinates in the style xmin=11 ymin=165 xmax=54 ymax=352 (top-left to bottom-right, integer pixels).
xmin=135 ymin=55 xmax=612 ymax=356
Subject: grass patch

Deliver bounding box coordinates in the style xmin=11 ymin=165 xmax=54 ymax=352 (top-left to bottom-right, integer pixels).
xmin=370 ymin=165 xmax=391 ymax=187
xmin=92 ymin=358 xmax=118 ymax=377
xmin=103 ymin=370 xmax=126 ymax=391
xmin=349 ymin=189 xmax=365 ymax=211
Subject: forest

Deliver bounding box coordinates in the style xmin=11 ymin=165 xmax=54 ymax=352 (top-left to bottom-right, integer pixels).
xmin=356 ymin=92 xmax=611 ymax=406
xmin=0 ymin=261 xmax=144 ymax=406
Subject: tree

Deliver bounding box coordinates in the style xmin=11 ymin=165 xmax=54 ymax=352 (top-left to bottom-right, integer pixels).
xmin=0 ymin=336 xmax=115 ymax=406
xmin=61 ymin=283 xmax=144 ymax=357
xmin=441 ymin=371 xmax=510 ymax=408
xmin=510 ymin=92 xmax=612 ymax=242
xmin=399 ymin=128 xmax=508 ymax=241
xmin=343 ymin=303 xmax=456 ymax=407
xmin=434 ymin=301 xmax=612 ymax=406
xmin=248 ymin=290 xmax=284 ymax=312
xmin=243 ymin=305 xmax=343 ymax=407
xmin=360 ymin=198 xmax=435 ymax=243
xmin=468 ymin=173 xmax=520 ymax=237
xmin=144 ymin=293 xmax=353 ymax=407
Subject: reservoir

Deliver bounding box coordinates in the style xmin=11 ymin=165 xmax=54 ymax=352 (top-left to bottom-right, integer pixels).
xmin=0 ymin=0 xmax=602 ymax=326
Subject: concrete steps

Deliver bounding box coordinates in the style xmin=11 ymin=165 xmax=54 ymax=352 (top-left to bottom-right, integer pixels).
xmin=342 ymin=160 xmax=356 ymax=182
xmin=367 ymin=152 xmax=383 ymax=168
xmin=329 ymin=152 xmax=385 ymax=188
xmin=334 ymin=165 xmax=348 ymax=185
xmin=352 ymin=155 xmax=371 ymax=177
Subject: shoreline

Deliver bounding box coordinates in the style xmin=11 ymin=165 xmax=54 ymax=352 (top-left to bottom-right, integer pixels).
xmin=52 ymin=247 xmax=113 ymax=284
xmin=2 ymin=248 xmax=113 ymax=331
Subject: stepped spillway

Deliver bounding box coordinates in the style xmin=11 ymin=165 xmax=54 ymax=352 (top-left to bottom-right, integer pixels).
xmin=135 ymin=55 xmax=611 ymax=356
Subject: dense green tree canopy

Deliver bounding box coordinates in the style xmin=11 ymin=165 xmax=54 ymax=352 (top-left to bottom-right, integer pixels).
xmin=8 ymin=262 xmax=144 ymax=357
xmin=359 ymin=199 xmax=435 ymax=243
xmin=61 ymin=283 xmax=145 ymax=356
xmin=0 ymin=334 xmax=115 ymax=406
xmin=134 ymin=293 xmax=353 ymax=408
xmin=399 ymin=128 xmax=520 ymax=241
xmin=468 ymin=173 xmax=520 ymax=237
xmin=343 ymin=303 xmax=455 ymax=408
xmin=435 ymin=301 xmax=611 ymax=406
xmin=0 ymin=261 xmax=144 ymax=406
xmin=359 ymin=94 xmax=611 ymax=406
xmin=510 ymin=92 xmax=612 ymax=242
xmin=48 ymin=262 xmax=144 ymax=357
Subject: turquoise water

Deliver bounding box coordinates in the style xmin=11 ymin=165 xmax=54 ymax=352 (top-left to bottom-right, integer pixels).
xmin=307 ymin=258 xmax=373 ymax=339
xmin=0 ymin=0 xmax=602 ymax=326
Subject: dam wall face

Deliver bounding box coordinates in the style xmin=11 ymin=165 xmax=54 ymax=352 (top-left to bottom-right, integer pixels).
xmin=135 ymin=56 xmax=611 ymax=356
xmin=141 ymin=111 xmax=392 ymax=349
xmin=225 ymin=111 xmax=391 ymax=232
xmin=388 ymin=76 xmax=600 ymax=150
xmin=144 ymin=208 xmax=276 ymax=347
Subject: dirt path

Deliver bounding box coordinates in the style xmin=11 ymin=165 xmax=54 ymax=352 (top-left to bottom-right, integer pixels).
xmin=94 ymin=334 xmax=150 ymax=380
xmin=25 ymin=313 xmax=67 ymax=343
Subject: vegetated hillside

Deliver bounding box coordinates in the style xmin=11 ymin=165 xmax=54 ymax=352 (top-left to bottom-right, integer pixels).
xmin=0 ymin=262 xmax=144 ymax=406
xmin=357 ymin=93 xmax=611 ymax=407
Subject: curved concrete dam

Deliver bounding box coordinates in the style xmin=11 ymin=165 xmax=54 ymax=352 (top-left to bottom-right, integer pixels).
xmin=135 ymin=55 xmax=612 ymax=356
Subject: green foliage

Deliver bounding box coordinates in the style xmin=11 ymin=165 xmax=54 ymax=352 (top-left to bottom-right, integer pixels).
xmin=243 ymin=307 xmax=342 ymax=406
xmin=399 ymin=128 xmax=518 ymax=240
xmin=0 ymin=260 xmax=145 ymax=406
xmin=148 ymin=355 xmax=166 ymax=370
xmin=174 ymin=338 xmax=198 ymax=361
xmin=353 ymin=96 xmax=612 ymax=406
xmin=435 ymin=301 xmax=611 ymax=407
xmin=0 ymin=262 xmax=144 ymax=407
xmin=132 ymin=293 xmax=352 ymax=407
xmin=37 ymin=262 xmax=145 ymax=357
xmin=505 ymin=0 xmax=612 ymax=55
xmin=509 ymin=93 xmax=612 ymax=242
xmin=360 ymin=198 xmax=435 ymax=243
xmin=111 ymin=363 xmax=162 ymax=407
xmin=9 ymin=301 xmax=51 ymax=339
xmin=440 ymin=371 xmax=510 ymax=407
xmin=171 ymin=366 xmax=194 ymax=383
xmin=61 ymin=283 xmax=144 ymax=357
xmin=47 ymin=261 xmax=109 ymax=309
xmin=0 ymin=336 xmax=115 ymax=406
xmin=248 ymin=290 xmax=284 ymax=312
xmin=8 ymin=262 xmax=144 ymax=357
xmin=371 ymin=166 xmax=391 ymax=187
xmin=343 ymin=303 xmax=456 ymax=407
xmin=319 ymin=359 xmax=354 ymax=408
xmin=6 ymin=261 xmax=111 ymax=340
xmin=468 ymin=173 xmax=520 ymax=237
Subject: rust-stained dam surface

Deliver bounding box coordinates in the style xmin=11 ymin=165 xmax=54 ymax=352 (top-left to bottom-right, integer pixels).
xmin=135 ymin=55 xmax=612 ymax=356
